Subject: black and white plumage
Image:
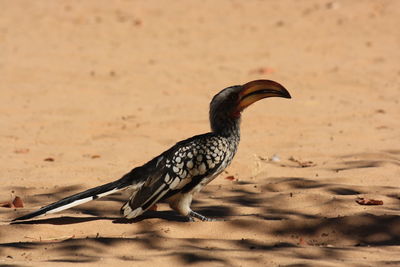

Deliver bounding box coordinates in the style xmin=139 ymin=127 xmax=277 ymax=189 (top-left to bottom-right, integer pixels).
xmin=13 ymin=80 xmax=291 ymax=222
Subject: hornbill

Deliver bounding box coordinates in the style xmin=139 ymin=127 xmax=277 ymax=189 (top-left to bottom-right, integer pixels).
xmin=13 ymin=80 xmax=291 ymax=222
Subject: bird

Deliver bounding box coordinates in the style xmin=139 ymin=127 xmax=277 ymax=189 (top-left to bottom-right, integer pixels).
xmin=13 ymin=80 xmax=291 ymax=222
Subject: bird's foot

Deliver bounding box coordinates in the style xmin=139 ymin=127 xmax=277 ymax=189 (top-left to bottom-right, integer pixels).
xmin=189 ymin=211 xmax=217 ymax=222
xmin=187 ymin=216 xmax=196 ymax=222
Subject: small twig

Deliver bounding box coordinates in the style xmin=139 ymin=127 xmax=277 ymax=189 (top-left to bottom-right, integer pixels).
xmin=288 ymin=156 xmax=316 ymax=168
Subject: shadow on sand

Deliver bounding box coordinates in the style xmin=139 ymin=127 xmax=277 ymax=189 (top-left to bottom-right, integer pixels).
xmin=2 ymin=150 xmax=400 ymax=265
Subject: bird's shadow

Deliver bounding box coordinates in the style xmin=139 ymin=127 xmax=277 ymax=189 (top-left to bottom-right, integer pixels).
xmin=10 ymin=210 xmax=191 ymax=225
xmin=113 ymin=210 xmax=191 ymax=223
xmin=10 ymin=216 xmax=115 ymax=225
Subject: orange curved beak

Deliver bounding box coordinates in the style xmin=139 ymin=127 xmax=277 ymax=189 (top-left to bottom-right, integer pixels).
xmin=238 ymin=80 xmax=291 ymax=111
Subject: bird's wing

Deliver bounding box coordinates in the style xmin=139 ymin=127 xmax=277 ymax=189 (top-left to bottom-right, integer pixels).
xmin=121 ymin=156 xmax=170 ymax=217
xmin=121 ymin=133 xmax=224 ymax=219
xmin=121 ymin=146 xmax=193 ymax=218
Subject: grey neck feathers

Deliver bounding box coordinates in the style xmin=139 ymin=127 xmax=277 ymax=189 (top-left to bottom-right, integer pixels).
xmin=209 ymin=113 xmax=241 ymax=139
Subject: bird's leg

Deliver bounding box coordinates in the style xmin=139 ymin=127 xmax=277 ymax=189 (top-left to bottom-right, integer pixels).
xmin=187 ymin=216 xmax=195 ymax=222
xmin=189 ymin=210 xmax=216 ymax=222
xmin=167 ymin=193 xmax=217 ymax=222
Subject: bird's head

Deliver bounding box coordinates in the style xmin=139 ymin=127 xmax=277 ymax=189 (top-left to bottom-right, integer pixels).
xmin=209 ymin=79 xmax=291 ymax=134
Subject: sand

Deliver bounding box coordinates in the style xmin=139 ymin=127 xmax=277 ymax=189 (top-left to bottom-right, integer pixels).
xmin=1 ymin=1 xmax=399 ymax=266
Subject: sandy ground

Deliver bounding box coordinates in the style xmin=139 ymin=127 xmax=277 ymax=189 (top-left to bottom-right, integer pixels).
xmin=1 ymin=0 xmax=399 ymax=266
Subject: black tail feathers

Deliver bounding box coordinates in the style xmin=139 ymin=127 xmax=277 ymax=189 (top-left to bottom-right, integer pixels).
xmin=12 ymin=175 xmax=133 ymax=221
